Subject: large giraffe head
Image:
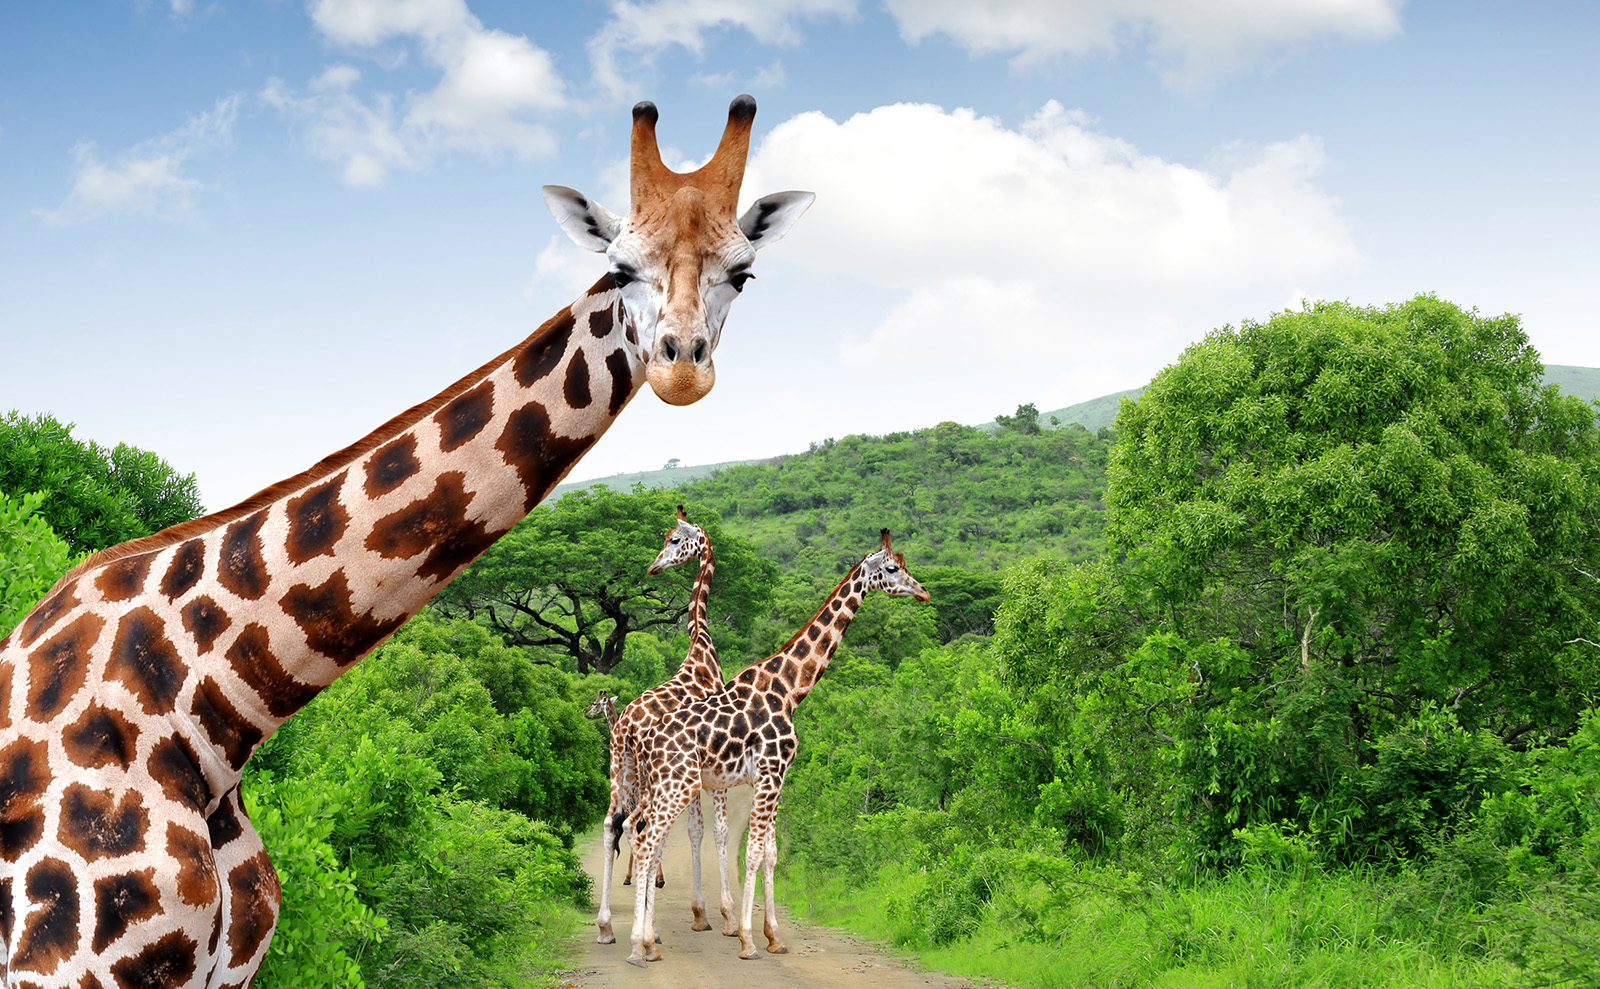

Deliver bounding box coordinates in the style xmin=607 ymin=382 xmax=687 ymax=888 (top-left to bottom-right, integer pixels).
xmin=647 ymin=504 xmax=707 ymax=575
xmin=542 ymin=96 xmax=814 ymax=405
xmin=861 ymin=529 xmax=931 ymax=602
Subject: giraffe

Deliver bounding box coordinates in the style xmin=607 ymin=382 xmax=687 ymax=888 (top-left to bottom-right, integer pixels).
xmin=624 ymin=530 xmax=928 ymax=967
xmin=0 ymin=96 xmax=812 ymax=988
xmin=594 ymin=506 xmax=734 ymax=944
xmin=583 ymin=691 xmax=620 ymax=734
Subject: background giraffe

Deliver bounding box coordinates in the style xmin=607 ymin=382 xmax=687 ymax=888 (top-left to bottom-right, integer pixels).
xmin=595 ymin=506 xmax=735 ymax=944
xmin=624 ymin=530 xmax=929 ymax=967
xmin=0 ymin=97 xmax=811 ymax=988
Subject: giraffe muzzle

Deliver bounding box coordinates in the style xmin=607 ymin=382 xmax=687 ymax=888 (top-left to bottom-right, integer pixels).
xmin=647 ymin=334 xmax=715 ymax=405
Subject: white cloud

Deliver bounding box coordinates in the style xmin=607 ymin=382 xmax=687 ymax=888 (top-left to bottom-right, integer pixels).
xmin=269 ymin=0 xmax=566 ymax=185
xmin=883 ymin=0 xmax=1403 ymax=88
xmin=38 ymin=95 xmax=240 ymax=225
xmin=741 ymin=101 xmax=1359 ymax=375
xmin=587 ymin=0 xmax=853 ymax=101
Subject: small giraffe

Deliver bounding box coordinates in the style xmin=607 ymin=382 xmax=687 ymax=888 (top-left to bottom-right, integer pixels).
xmin=595 ymin=507 xmax=733 ymax=944
xmin=583 ymin=691 xmax=620 ymax=733
xmin=625 ymin=530 xmax=928 ymax=967
xmin=0 ymin=97 xmax=811 ymax=988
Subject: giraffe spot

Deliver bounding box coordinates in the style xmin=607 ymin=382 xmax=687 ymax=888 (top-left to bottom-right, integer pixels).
xmin=772 ymin=714 xmax=791 ymax=735
xmin=806 ymin=625 xmax=820 ymax=641
xmin=18 ymin=580 xmax=79 ymax=649
xmin=435 ymin=380 xmax=496 ymax=453
xmin=625 ymin=322 xmax=638 ymax=346
xmin=494 ymin=401 xmax=595 ymax=514
xmin=180 ymin=596 xmax=231 ymax=655
xmin=60 ymin=784 xmax=148 ymax=862
xmin=284 ymin=473 xmax=351 ymax=566
xmin=564 ymin=350 xmax=593 ymax=409
xmin=224 ymin=623 xmax=319 ymax=719
xmin=83 ymin=974 xmax=111 ymax=989
xmin=588 ymin=305 xmax=613 ymax=339
xmin=25 ymin=612 xmax=105 ymax=722
xmin=765 ymin=691 xmax=783 ymax=713
xmin=160 ymin=540 xmax=206 ymax=601
xmin=207 ymin=792 xmax=244 ymax=849
xmin=604 ymin=347 xmax=633 ymax=416
xmin=147 ymin=735 xmax=212 ymax=813
xmin=817 ymin=633 xmax=832 ymax=651
xmin=833 ymin=611 xmax=851 ymax=628
xmin=730 ymin=714 xmax=748 ymax=737
xmin=279 ymin=570 xmax=406 ymax=666
xmin=778 ymin=737 xmax=796 ymax=760
xmin=709 ymin=729 xmax=728 ymax=751
xmin=108 ymin=929 xmax=198 ymax=989
xmin=92 ymin=867 xmax=161 ymax=953
xmin=0 ymin=737 xmax=51 ymax=862
xmin=217 ymin=511 xmax=269 ymax=601
xmin=64 ymin=703 xmax=142 ymax=771
xmin=749 ymin=705 xmax=769 ymax=728
xmin=514 ymin=308 xmax=574 ymax=386
xmin=167 ymin=823 xmax=219 ymax=908
xmin=210 ymin=898 xmax=223 ymax=956
xmin=191 ymin=677 xmax=263 ymax=772
xmin=11 ymin=857 xmax=79 ymax=976
xmin=95 ymin=553 xmax=155 ymax=603
xmin=364 ymin=434 xmax=421 ymax=498
xmin=713 ymin=713 xmax=730 ymax=730
xmin=792 ymin=640 xmax=810 ymax=660
xmin=764 ymin=655 xmax=783 ymax=673
xmin=107 ymin=607 xmax=187 ymax=717
xmin=225 ymin=850 xmax=280 ymax=962
xmin=364 ymin=472 xmax=508 ymax=582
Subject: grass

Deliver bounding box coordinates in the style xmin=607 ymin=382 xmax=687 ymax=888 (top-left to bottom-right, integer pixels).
xmin=777 ymin=856 xmax=1524 ymax=989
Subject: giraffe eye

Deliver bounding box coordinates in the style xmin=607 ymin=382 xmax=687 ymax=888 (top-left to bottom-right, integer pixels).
xmin=611 ymin=268 xmax=635 ymax=288
xmin=729 ymin=271 xmax=754 ymax=292
xmin=886 ymin=565 xmax=899 ymax=573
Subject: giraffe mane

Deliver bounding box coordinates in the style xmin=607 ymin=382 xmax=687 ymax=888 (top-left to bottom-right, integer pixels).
xmin=56 ymin=276 xmax=611 ymax=587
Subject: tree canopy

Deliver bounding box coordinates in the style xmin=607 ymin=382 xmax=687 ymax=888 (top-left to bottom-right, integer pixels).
xmin=433 ymin=487 xmax=776 ymax=675
xmin=0 ymin=410 xmax=205 ymax=554
xmin=0 ymin=490 xmax=76 ymax=639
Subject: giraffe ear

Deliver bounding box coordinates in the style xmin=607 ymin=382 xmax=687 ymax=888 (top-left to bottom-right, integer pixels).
xmin=739 ymin=191 xmax=814 ymax=251
xmin=543 ymin=185 xmax=622 ymax=252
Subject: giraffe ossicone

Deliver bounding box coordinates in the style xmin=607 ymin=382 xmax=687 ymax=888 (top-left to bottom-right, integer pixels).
xmin=624 ymin=529 xmax=929 ymax=968
xmin=0 ymin=96 xmax=809 ymax=988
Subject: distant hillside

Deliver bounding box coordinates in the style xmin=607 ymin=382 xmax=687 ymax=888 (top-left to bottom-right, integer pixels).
xmin=559 ymin=364 xmax=1598 ymax=498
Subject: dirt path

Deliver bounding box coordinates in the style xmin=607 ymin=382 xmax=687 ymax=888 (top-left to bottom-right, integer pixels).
xmin=562 ymin=787 xmax=982 ymax=988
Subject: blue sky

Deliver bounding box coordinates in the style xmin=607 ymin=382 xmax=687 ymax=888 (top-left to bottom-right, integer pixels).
xmin=3 ymin=1 xmax=1596 ymax=511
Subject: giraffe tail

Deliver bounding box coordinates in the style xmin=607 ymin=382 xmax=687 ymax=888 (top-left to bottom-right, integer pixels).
xmin=609 ymin=810 xmax=627 ymax=860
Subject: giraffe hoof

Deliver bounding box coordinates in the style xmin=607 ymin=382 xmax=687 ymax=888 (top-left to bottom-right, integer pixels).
xmin=723 ymin=926 xmax=740 ymax=937
xmin=623 ymin=877 xmax=632 ymax=885
xmin=626 ymin=955 xmax=647 ymax=969
xmin=691 ymin=919 xmax=713 ymax=932
xmin=654 ymin=875 xmax=665 ymax=888
xmin=739 ymin=948 xmax=761 ymax=960
xmin=767 ymin=943 xmax=789 ymax=954
xmin=596 ymin=932 xmax=616 ymax=945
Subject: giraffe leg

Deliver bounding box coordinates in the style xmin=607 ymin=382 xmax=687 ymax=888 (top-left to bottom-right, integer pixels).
xmin=628 ymin=783 xmax=695 ymax=968
xmin=714 ymin=788 xmax=738 ymax=936
xmin=207 ymin=785 xmax=284 ymax=988
xmin=761 ymin=824 xmax=787 ymax=954
xmin=685 ymin=794 xmax=712 ymax=930
xmin=737 ymin=786 xmax=777 ymax=960
xmin=595 ymin=797 xmax=622 ymax=942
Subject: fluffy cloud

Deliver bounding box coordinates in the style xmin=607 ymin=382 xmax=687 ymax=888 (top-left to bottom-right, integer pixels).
xmin=587 ymin=0 xmax=854 ymax=100
xmin=267 ymin=0 xmax=565 ymax=185
xmin=740 ymin=101 xmax=1358 ymax=376
xmin=37 ymin=95 xmax=239 ymax=225
xmin=884 ymin=0 xmax=1402 ymax=87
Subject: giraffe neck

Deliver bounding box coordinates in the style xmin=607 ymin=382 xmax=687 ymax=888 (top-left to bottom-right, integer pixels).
xmin=754 ymin=563 xmax=865 ymax=710
xmin=19 ymin=274 xmax=647 ymax=801
xmin=675 ymin=540 xmax=721 ymax=692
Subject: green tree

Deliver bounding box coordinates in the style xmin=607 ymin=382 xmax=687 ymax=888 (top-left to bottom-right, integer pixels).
xmin=0 ymin=490 xmax=78 ymax=639
xmin=0 ymin=411 xmax=205 ymax=554
xmin=434 ymin=487 xmax=776 ymax=675
xmin=994 ymin=402 xmax=1042 ymax=435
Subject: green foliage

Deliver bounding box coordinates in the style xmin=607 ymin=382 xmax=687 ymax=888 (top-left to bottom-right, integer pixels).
xmin=0 ymin=410 xmax=204 ymax=553
xmin=435 ymin=486 xmax=775 ymax=674
xmin=675 ymin=418 xmax=1111 ymax=575
xmin=247 ymin=611 xmax=600 ymax=986
xmin=0 ymin=489 xmax=77 ymax=639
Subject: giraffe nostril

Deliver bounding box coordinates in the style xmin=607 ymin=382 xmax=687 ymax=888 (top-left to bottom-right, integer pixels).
xmin=662 ymin=337 xmax=679 ymax=362
xmin=692 ymin=341 xmax=707 ymax=364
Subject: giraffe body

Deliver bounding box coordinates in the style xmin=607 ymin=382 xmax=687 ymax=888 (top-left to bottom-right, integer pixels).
xmin=0 ymin=97 xmax=810 ymax=987
xmin=625 ymin=531 xmax=928 ymax=967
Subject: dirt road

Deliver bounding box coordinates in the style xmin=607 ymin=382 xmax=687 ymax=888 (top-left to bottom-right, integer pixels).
xmin=563 ymin=787 xmax=982 ymax=988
